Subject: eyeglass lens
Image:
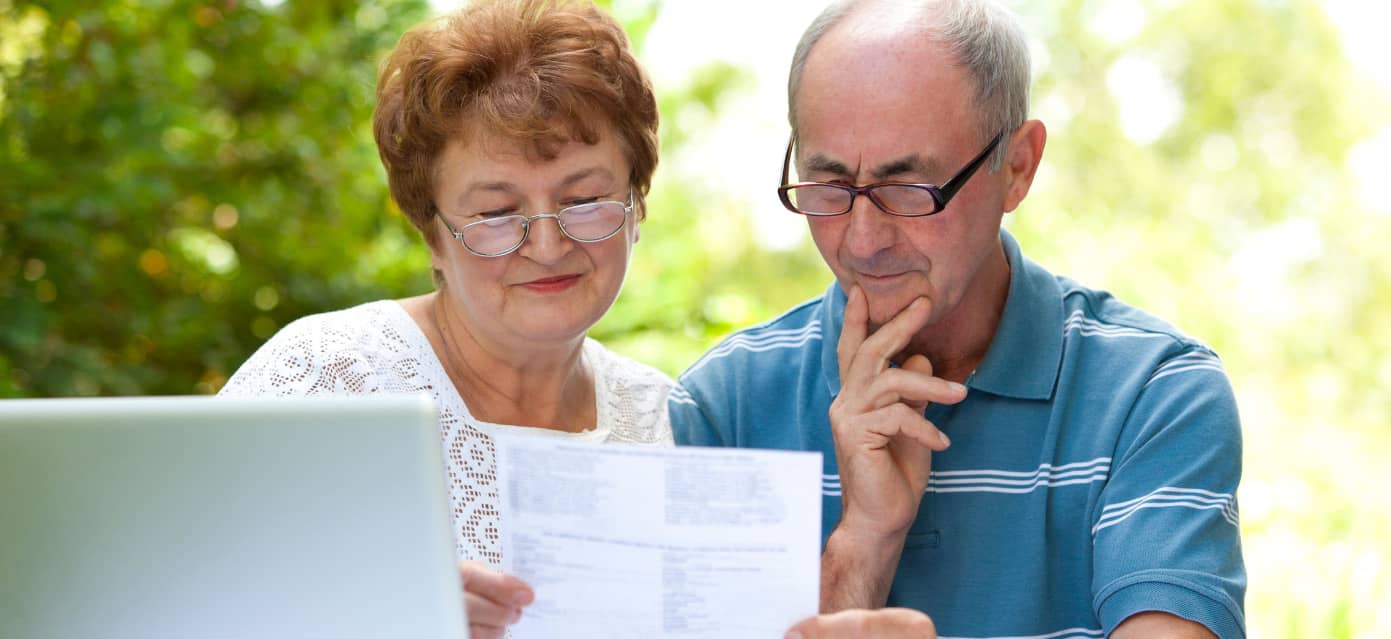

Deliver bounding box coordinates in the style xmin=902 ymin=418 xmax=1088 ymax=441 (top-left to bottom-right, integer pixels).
xmin=785 ymin=183 xmax=940 ymax=216
xmin=460 ymin=201 xmax=628 ymax=255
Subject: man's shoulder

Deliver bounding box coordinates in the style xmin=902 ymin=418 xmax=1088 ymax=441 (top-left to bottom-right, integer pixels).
xmin=1056 ymin=276 xmax=1215 ymax=357
xmin=669 ymin=292 xmax=835 ymax=446
xmin=678 ymin=294 xmax=827 ymax=385
xmin=1049 ymin=276 xmax=1231 ymax=408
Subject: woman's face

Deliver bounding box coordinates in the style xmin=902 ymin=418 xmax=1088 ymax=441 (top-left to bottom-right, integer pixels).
xmin=429 ymin=128 xmax=638 ymax=348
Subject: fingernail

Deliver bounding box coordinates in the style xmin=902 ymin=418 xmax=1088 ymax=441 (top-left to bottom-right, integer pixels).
xmin=949 ymin=382 xmax=967 ymax=394
xmin=513 ymin=592 xmax=531 ymax=605
xmin=785 ymin=632 xmax=804 ymax=639
xmin=939 ymin=431 xmax=952 ymax=447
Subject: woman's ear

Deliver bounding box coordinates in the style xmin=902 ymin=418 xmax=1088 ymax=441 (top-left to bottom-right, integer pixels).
xmin=427 ymin=217 xmax=450 ymax=272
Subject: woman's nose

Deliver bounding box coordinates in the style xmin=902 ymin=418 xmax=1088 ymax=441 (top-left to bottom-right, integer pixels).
xmin=518 ymin=215 xmax=573 ymax=264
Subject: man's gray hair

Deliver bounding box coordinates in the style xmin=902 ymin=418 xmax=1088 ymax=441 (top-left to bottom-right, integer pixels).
xmin=787 ymin=0 xmax=1031 ymax=169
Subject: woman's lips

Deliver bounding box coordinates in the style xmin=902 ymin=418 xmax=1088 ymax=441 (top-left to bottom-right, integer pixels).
xmin=519 ymin=274 xmax=581 ymax=293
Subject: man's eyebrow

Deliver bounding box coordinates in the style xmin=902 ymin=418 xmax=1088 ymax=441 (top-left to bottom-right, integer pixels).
xmin=801 ymin=153 xmax=945 ymax=181
xmin=871 ymin=155 xmax=942 ymax=181
xmin=803 ymin=154 xmax=852 ymax=177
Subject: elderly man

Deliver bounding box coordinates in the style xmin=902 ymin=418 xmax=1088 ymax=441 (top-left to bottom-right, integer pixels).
xmin=670 ymin=1 xmax=1246 ymax=638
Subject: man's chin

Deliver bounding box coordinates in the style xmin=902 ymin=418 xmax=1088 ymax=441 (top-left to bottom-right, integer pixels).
xmin=837 ymin=275 xmax=933 ymax=327
xmin=864 ymin=295 xmax=925 ymax=330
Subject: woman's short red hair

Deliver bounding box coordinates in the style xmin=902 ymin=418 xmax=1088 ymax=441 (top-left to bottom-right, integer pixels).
xmin=372 ymin=0 xmax=659 ymax=246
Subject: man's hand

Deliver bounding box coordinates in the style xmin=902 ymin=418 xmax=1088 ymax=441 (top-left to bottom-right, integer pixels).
xmin=458 ymin=560 xmax=533 ymax=639
xmin=822 ymin=286 xmax=967 ymax=609
xmin=785 ymin=608 xmax=937 ymax=639
xmin=832 ymin=286 xmax=963 ymax=535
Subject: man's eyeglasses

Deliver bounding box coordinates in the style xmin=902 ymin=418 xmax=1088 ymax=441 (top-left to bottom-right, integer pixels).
xmin=436 ymin=189 xmax=633 ymax=258
xmin=777 ymin=132 xmax=1003 ymax=217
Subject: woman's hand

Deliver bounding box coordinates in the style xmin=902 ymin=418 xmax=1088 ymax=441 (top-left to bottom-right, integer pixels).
xmin=785 ymin=608 xmax=937 ymax=639
xmin=459 ymin=560 xmax=533 ymax=639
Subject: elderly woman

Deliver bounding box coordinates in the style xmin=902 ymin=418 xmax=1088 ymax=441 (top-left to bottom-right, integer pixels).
xmin=220 ymin=0 xmax=669 ymax=634
xmin=222 ymin=1 xmax=934 ymax=637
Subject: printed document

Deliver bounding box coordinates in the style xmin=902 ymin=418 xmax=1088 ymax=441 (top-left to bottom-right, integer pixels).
xmin=494 ymin=436 xmax=822 ymax=639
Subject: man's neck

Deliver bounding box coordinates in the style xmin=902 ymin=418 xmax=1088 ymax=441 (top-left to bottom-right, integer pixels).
xmin=900 ymin=246 xmax=1012 ymax=384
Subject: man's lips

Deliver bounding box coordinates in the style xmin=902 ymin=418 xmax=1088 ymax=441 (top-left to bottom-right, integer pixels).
xmin=858 ymin=271 xmax=907 ymax=282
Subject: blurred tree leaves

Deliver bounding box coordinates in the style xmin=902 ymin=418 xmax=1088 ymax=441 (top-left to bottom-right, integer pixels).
xmin=1 ymin=0 xmax=435 ymax=395
xmin=0 ymin=0 xmax=815 ymax=393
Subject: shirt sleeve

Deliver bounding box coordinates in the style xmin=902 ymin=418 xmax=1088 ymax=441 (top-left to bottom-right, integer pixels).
xmin=1091 ymin=348 xmax=1247 ymax=638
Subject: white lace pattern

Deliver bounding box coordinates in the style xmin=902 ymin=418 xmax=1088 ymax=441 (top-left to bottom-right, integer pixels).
xmin=219 ymin=300 xmax=675 ymax=569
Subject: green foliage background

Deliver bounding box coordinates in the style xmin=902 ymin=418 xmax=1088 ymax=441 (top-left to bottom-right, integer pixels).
xmin=2 ymin=0 xmax=1387 ymax=635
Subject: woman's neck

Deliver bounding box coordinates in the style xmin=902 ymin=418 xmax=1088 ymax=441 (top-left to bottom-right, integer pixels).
xmin=403 ymin=292 xmax=596 ymax=432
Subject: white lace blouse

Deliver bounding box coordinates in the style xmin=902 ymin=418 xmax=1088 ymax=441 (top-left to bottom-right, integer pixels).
xmin=218 ymin=300 xmax=675 ymax=568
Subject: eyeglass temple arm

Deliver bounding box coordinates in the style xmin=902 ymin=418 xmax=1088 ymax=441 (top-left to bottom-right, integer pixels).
xmin=782 ymin=135 xmax=799 ymax=187
xmin=936 ymin=132 xmax=1004 ymax=202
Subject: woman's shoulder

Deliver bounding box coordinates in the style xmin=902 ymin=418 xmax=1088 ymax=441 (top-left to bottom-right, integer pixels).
xmin=219 ymin=300 xmax=435 ymax=397
xmin=261 ymin=300 xmax=423 ymax=355
xmin=584 ymin=338 xmax=675 ymax=444
xmin=584 ymin=338 xmax=676 ymax=395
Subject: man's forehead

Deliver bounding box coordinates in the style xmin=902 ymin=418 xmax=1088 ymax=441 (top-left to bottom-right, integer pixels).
xmin=794 ymin=38 xmax=976 ymax=131
xmin=798 ymin=143 xmax=947 ymax=181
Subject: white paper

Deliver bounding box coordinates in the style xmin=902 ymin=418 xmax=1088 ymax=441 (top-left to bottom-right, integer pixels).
xmin=493 ymin=437 xmax=822 ymax=639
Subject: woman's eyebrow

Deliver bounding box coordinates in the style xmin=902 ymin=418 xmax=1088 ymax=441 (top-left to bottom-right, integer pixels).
xmin=559 ymin=167 xmax=615 ymax=187
xmin=455 ymin=182 xmax=515 ymax=208
xmin=454 ymin=166 xmax=618 ymax=207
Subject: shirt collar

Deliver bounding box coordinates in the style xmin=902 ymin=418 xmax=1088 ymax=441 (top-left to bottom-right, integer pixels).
xmin=819 ymin=228 xmax=1063 ymax=401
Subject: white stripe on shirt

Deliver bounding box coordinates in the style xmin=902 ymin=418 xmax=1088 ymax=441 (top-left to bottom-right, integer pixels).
xmin=821 ymin=458 xmax=1112 ymax=496
xmin=1093 ymin=486 xmax=1238 ymax=534
xmin=682 ymin=320 xmax=822 ymax=378
xmin=1144 ymin=363 xmax=1226 ymax=387
xmin=939 ymin=626 xmax=1105 ymax=639
xmin=668 ymin=385 xmax=698 ymax=406
xmin=1062 ymin=311 xmax=1174 ymax=340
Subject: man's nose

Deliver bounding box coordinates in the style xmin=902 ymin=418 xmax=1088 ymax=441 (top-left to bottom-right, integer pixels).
xmin=843 ymin=194 xmax=897 ymax=258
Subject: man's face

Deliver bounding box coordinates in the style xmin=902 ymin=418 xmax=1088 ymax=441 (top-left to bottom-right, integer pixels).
xmin=793 ymin=33 xmax=1010 ymax=331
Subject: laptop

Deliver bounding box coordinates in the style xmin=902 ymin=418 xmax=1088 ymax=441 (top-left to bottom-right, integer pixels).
xmin=0 ymin=395 xmax=467 ymax=639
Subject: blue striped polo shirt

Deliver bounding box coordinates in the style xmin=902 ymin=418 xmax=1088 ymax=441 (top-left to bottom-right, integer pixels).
xmin=669 ymin=229 xmax=1246 ymax=638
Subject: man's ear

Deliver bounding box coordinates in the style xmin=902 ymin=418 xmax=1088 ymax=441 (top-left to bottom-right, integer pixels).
xmin=1002 ymin=119 xmax=1047 ymax=213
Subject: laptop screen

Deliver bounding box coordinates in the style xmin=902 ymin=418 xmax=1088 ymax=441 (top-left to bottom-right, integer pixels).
xmin=0 ymin=395 xmax=466 ymax=639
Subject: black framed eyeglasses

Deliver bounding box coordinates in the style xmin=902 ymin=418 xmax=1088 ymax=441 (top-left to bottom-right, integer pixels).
xmin=436 ymin=189 xmax=633 ymax=257
xmin=777 ymin=132 xmax=1004 ymax=217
